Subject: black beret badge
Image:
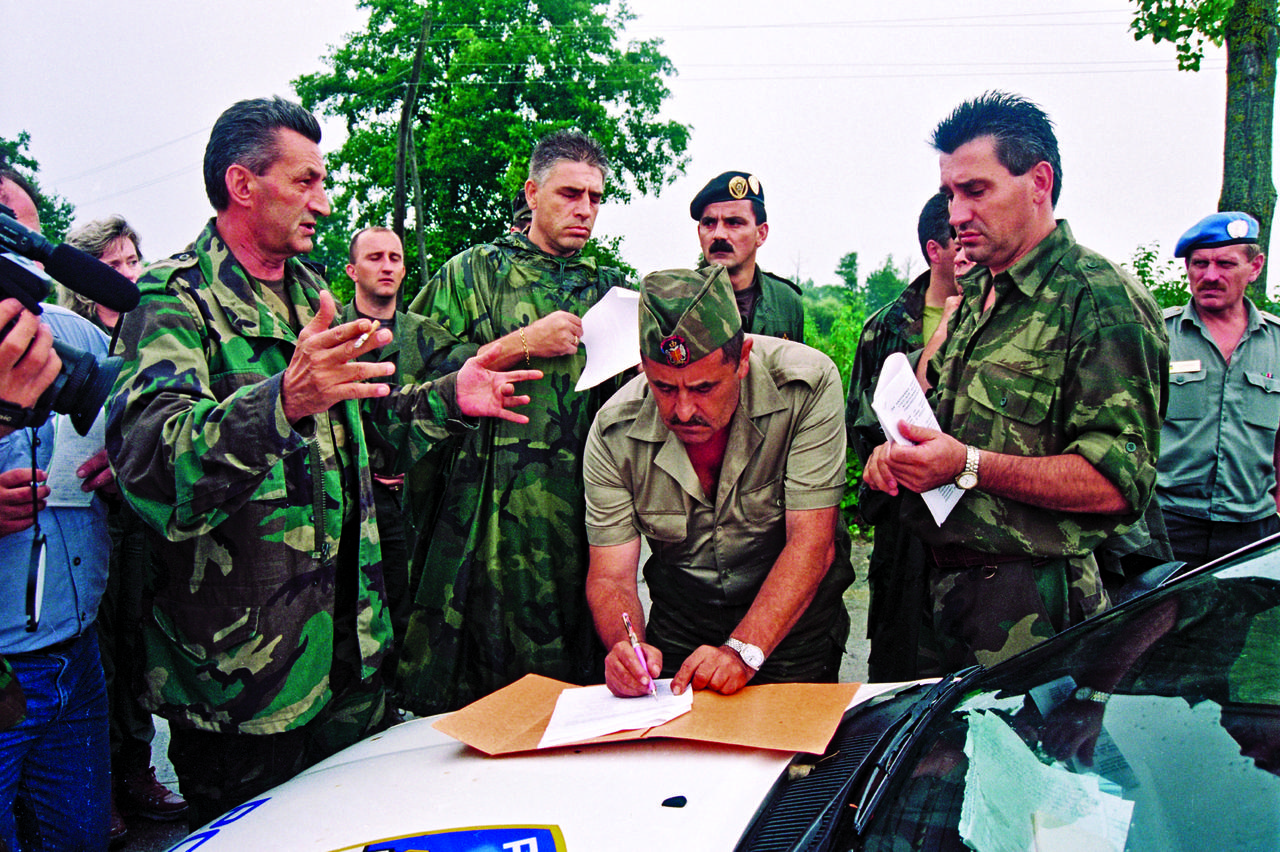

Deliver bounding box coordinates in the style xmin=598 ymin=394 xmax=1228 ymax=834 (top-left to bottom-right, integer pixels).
xmin=728 ymin=175 xmax=749 ymax=200
xmin=660 ymin=334 xmax=690 ymax=367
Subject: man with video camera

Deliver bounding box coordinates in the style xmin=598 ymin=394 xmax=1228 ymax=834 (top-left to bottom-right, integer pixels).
xmin=0 ymin=168 xmax=119 ymax=851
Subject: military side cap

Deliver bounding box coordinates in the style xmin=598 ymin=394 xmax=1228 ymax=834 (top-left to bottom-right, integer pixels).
xmin=640 ymin=266 xmax=742 ymax=368
xmin=1175 ymin=211 xmax=1259 ymax=258
xmin=690 ymin=171 xmax=765 ymax=220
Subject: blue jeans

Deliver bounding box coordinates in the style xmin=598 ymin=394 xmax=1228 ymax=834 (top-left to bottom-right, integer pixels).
xmin=0 ymin=632 xmax=109 ymax=851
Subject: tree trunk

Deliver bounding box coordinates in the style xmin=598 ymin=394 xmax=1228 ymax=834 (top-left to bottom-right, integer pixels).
xmin=1220 ymin=0 xmax=1279 ymax=298
xmin=394 ymin=7 xmax=434 ymax=241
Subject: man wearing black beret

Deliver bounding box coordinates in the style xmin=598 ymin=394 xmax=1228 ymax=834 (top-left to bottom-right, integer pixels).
xmin=690 ymin=170 xmax=805 ymax=342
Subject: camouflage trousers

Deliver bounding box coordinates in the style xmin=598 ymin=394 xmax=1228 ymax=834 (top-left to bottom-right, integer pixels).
xmin=916 ymin=552 xmax=1109 ymax=677
xmin=168 ymin=673 xmax=390 ymax=831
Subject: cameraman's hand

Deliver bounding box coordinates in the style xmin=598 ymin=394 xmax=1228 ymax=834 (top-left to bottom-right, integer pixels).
xmin=0 ymin=468 xmax=47 ymax=537
xmin=0 ymin=299 xmax=61 ymax=438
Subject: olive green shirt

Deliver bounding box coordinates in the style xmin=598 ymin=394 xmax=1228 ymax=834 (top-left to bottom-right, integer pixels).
xmin=584 ymin=336 xmax=846 ymax=656
xmin=1158 ymin=298 xmax=1280 ymax=523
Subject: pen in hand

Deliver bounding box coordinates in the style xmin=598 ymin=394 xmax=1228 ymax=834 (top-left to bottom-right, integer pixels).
xmin=621 ymin=611 xmax=657 ymax=698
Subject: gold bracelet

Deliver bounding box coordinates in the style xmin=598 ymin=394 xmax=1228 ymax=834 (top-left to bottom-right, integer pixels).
xmin=519 ymin=328 xmax=530 ymax=366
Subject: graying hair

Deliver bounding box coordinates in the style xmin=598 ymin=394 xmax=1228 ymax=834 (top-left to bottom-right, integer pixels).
xmin=528 ymin=130 xmax=609 ymax=185
xmin=204 ymin=96 xmax=321 ymax=211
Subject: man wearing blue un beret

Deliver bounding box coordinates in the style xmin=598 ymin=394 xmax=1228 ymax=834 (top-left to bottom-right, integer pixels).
xmin=1158 ymin=211 xmax=1280 ymax=567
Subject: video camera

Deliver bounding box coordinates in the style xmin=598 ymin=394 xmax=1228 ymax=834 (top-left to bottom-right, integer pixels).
xmin=0 ymin=202 xmax=140 ymax=435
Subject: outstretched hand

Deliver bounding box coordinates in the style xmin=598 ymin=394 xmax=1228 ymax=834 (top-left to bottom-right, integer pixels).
xmin=455 ymin=345 xmax=543 ymax=423
xmin=281 ymin=291 xmax=396 ymax=423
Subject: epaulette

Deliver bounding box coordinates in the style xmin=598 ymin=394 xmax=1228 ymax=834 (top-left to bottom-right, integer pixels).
xmin=1163 ymin=304 xmax=1186 ymax=321
xmin=761 ymin=269 xmax=803 ymax=296
xmin=1259 ymin=309 xmax=1280 ymax=327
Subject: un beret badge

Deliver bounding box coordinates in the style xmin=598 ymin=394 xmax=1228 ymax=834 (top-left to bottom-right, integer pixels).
xmin=1228 ymin=218 xmax=1251 ymax=239
xmin=659 ymin=334 xmax=690 ymax=367
xmin=728 ymin=176 xmax=749 ymax=200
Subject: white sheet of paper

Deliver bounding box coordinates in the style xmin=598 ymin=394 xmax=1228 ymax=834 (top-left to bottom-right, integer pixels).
xmin=538 ymin=679 xmax=693 ymax=749
xmin=575 ymin=287 xmax=641 ymax=391
xmin=870 ymin=352 xmax=963 ymax=526
xmin=45 ymin=414 xmax=105 ymax=508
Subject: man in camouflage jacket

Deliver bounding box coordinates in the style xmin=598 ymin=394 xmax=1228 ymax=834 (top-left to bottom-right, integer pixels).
xmin=864 ymin=93 xmax=1167 ymax=675
xmin=107 ymin=98 xmax=538 ymax=827
xmin=395 ymin=130 xmax=629 ymax=715
xmin=847 ymin=193 xmax=962 ymax=681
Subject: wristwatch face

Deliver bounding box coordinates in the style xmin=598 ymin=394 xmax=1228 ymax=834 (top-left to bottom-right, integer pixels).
xmin=728 ymin=639 xmax=764 ymax=670
xmin=956 ymin=471 xmax=978 ymax=490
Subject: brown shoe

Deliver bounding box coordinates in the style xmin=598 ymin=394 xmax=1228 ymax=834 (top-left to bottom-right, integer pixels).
xmin=115 ymin=766 xmax=189 ymax=822
xmin=109 ymin=793 xmax=129 ymax=847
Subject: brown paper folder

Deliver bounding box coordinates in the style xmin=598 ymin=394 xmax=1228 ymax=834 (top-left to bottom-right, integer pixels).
xmin=432 ymin=674 xmax=859 ymax=756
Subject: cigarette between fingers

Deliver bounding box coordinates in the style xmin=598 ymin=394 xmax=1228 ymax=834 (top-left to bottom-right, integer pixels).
xmin=354 ymin=320 xmax=381 ymax=349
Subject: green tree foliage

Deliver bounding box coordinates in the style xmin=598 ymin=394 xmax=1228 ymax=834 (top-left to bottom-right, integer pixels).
xmin=0 ymin=131 xmax=76 ymax=243
xmin=1132 ymin=0 xmax=1279 ymax=296
xmin=294 ymin=0 xmax=690 ymax=303
xmin=1125 ymin=242 xmax=1189 ymax=309
xmin=835 ymin=251 xmax=859 ymax=293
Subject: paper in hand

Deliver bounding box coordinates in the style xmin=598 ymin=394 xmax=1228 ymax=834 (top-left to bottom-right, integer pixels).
xmin=575 ymin=287 xmax=641 ymax=391
xmin=870 ymin=352 xmax=963 ymax=526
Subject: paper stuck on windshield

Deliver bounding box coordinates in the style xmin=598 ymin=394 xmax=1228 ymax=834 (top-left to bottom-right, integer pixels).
xmin=870 ymin=352 xmax=962 ymax=526
xmin=575 ymin=287 xmax=640 ymax=391
xmin=538 ymin=679 xmax=692 ymax=749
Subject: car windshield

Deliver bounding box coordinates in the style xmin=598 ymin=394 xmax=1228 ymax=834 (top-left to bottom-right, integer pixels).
xmin=851 ymin=541 xmax=1280 ymax=852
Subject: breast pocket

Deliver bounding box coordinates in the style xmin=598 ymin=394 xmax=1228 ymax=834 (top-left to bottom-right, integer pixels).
xmin=1166 ymin=368 xmax=1209 ymax=421
xmin=1242 ymin=371 xmax=1280 ymax=429
xmin=636 ymin=511 xmax=687 ymax=543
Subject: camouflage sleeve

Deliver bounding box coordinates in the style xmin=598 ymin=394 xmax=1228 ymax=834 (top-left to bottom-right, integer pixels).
xmin=1060 ymin=317 xmax=1167 ymax=521
xmin=364 ymin=373 xmax=478 ymax=473
xmin=846 ymin=307 xmax=891 ymax=463
xmin=106 ymin=274 xmax=307 ymax=541
xmin=407 ymin=248 xmax=491 ymax=344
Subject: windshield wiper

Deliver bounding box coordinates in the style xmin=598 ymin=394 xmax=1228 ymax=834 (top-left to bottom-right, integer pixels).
xmin=851 ymin=666 xmax=981 ymax=832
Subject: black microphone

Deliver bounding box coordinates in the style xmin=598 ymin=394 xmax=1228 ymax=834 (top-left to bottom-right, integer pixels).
xmin=0 ymin=208 xmax=140 ymax=313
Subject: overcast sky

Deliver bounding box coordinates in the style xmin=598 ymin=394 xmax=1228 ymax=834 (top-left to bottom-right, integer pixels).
xmin=2 ymin=1 xmax=1248 ymax=291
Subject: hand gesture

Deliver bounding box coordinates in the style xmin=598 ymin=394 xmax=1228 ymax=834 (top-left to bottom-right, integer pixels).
xmin=281 ymin=291 xmax=396 ymax=423
xmin=455 ymin=346 xmax=543 ymax=424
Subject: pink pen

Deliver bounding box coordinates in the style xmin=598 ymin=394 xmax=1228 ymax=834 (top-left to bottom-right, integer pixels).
xmin=621 ymin=612 xmax=657 ymax=698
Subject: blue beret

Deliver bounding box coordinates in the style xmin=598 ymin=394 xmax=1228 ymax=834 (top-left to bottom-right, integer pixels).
xmin=690 ymin=171 xmax=765 ymax=220
xmin=1174 ymin=212 xmax=1259 ymax=258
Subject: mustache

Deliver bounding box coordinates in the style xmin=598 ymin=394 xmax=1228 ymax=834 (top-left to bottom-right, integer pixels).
xmin=709 ymin=240 xmax=733 ymax=254
xmin=667 ymin=415 xmax=711 ymax=428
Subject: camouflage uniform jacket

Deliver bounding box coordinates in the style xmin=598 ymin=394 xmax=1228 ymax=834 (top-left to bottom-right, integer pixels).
xmin=697 ymin=258 xmax=805 ymax=342
xmin=750 ymin=267 xmax=805 ymax=343
xmin=107 ymin=220 xmax=460 ymax=734
xmin=904 ymin=221 xmax=1168 ymax=557
xmin=396 ymin=232 xmax=629 ymax=714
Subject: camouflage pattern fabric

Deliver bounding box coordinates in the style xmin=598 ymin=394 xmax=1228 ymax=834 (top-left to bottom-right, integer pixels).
xmin=901 ymin=222 xmax=1167 ymax=673
xmin=0 ymin=658 xmax=23 ymax=731
xmin=846 ymin=272 xmax=930 ymax=680
xmin=396 ymin=232 xmax=629 ymax=715
xmin=639 ymin=266 xmax=741 ymax=365
xmin=905 ymin=221 xmax=1169 ymax=557
xmin=107 ymin=220 xmax=459 ymax=734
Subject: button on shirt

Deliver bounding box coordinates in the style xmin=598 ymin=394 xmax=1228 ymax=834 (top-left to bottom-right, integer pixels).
xmin=0 ymin=305 xmax=110 ymax=652
xmin=1158 ymin=298 xmax=1280 ymax=523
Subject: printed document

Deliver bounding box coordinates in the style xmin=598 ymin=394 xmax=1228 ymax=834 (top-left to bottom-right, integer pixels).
xmin=538 ymin=679 xmax=693 ymax=749
xmin=575 ymin=287 xmax=641 ymax=391
xmin=870 ymin=352 xmax=963 ymax=525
